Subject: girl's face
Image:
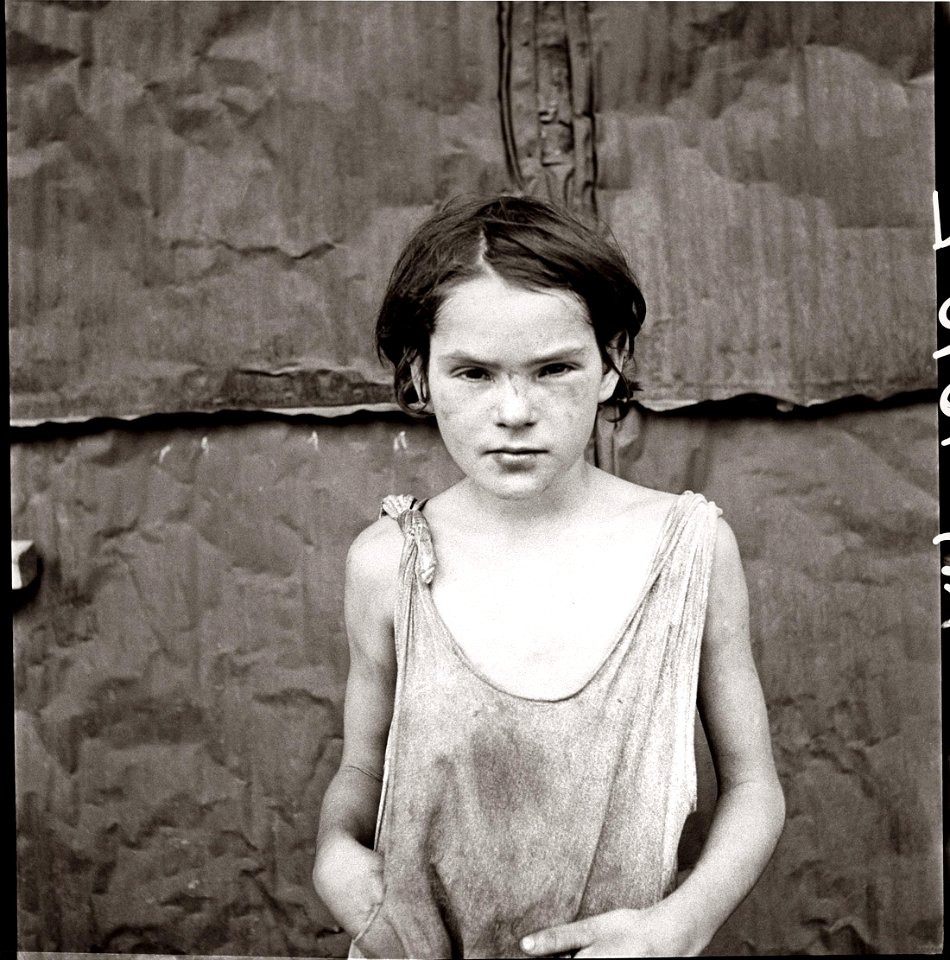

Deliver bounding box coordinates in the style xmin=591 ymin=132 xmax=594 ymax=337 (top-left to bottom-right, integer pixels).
xmin=422 ymin=271 xmax=620 ymax=504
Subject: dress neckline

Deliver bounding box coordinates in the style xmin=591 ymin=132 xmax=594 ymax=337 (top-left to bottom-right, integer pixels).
xmin=413 ymin=492 xmax=691 ymax=703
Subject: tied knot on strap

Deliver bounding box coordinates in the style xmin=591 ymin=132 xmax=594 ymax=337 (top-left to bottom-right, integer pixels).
xmin=405 ymin=511 xmax=437 ymax=584
xmin=380 ymin=495 xmax=437 ymax=584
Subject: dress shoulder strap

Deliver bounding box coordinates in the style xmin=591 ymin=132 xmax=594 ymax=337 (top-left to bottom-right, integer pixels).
xmin=379 ymin=494 xmax=437 ymax=585
xmin=370 ymin=496 xmax=436 ymax=854
xmin=681 ymin=488 xmax=723 ymax=519
xmin=379 ymin=494 xmax=420 ymax=521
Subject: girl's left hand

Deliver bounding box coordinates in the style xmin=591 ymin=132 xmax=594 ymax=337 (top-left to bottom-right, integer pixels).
xmin=520 ymin=906 xmax=703 ymax=958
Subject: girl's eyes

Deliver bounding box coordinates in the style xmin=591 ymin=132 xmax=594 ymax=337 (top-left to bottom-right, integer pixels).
xmin=455 ymin=367 xmax=491 ymax=381
xmin=539 ymin=363 xmax=573 ymax=377
xmin=452 ymin=364 xmax=576 ymax=381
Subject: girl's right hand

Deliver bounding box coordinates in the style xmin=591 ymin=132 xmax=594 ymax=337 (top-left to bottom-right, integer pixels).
xmin=313 ymin=833 xmax=385 ymax=938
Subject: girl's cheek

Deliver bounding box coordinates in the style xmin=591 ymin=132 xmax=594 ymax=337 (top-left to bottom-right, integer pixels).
xmin=553 ymin=379 xmax=599 ymax=412
xmin=438 ymin=383 xmax=491 ymax=414
xmin=431 ymin=395 xmax=483 ymax=434
xmin=433 ymin=388 xmax=471 ymax=416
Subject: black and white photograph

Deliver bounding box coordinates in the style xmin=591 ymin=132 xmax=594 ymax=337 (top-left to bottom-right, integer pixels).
xmin=9 ymin=2 xmax=942 ymax=957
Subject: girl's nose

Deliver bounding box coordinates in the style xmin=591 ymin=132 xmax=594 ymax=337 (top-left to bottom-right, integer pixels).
xmin=494 ymin=376 xmax=536 ymax=426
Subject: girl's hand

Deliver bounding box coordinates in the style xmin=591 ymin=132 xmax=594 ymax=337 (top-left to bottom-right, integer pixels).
xmin=520 ymin=905 xmax=704 ymax=958
xmin=313 ymin=833 xmax=385 ymax=939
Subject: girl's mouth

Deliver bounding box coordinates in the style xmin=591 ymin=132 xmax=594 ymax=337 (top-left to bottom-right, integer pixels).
xmin=488 ymin=449 xmax=544 ymax=467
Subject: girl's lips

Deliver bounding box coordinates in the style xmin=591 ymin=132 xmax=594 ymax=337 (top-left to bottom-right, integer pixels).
xmin=488 ymin=449 xmax=545 ymax=468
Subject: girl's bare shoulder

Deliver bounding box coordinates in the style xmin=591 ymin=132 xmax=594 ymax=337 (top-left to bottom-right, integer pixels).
xmin=347 ymin=515 xmax=403 ymax=583
xmin=591 ymin=469 xmax=681 ymax=522
xmin=417 ymin=482 xmax=469 ymax=523
xmin=344 ymin=514 xmax=404 ymax=628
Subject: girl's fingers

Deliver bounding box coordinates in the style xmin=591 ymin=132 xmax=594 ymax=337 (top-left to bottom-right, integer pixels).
xmin=522 ymin=919 xmax=594 ymax=956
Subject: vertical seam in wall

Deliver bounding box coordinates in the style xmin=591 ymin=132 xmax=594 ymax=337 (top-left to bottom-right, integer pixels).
xmin=497 ymin=1 xmax=526 ymax=192
xmin=564 ymin=1 xmax=598 ymax=218
xmin=497 ymin=0 xmax=598 ymax=218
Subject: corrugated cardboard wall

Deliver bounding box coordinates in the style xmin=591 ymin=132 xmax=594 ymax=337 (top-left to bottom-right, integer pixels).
xmin=9 ymin=1 xmax=941 ymax=956
xmin=7 ymin=1 xmax=934 ymax=421
xmin=7 ymin=0 xmax=509 ymax=419
xmin=12 ymin=405 xmax=940 ymax=955
xmin=591 ymin=1 xmax=934 ymax=406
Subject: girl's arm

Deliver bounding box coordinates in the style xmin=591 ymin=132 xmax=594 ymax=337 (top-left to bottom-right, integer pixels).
xmin=523 ymin=518 xmax=785 ymax=958
xmin=312 ymin=520 xmax=401 ymax=938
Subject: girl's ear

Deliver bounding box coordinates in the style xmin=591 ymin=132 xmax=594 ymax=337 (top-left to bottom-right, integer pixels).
xmin=598 ymin=334 xmax=628 ymax=403
xmin=409 ymin=357 xmax=431 ymax=410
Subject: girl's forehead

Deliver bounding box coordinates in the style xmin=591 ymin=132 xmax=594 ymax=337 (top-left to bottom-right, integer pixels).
xmin=439 ymin=272 xmax=581 ymax=313
xmin=432 ymin=274 xmax=593 ymax=354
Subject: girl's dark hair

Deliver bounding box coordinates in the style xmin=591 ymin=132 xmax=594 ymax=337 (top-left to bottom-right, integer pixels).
xmin=375 ymin=194 xmax=647 ymax=418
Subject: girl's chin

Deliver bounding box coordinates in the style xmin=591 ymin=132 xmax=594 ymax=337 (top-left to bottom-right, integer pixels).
xmin=468 ymin=468 xmax=560 ymax=502
xmin=450 ymin=453 xmax=590 ymax=504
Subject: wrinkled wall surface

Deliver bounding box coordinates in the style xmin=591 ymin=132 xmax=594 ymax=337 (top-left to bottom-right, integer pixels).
xmin=7 ymin=0 xmax=933 ymax=421
xmin=591 ymin=2 xmax=934 ymax=407
xmin=9 ymin=1 xmax=941 ymax=957
xmin=13 ymin=403 xmax=941 ymax=956
xmin=7 ymin=0 xmax=508 ymax=418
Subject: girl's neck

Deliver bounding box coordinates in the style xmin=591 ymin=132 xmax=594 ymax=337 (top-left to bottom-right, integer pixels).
xmin=453 ymin=460 xmax=602 ymax=536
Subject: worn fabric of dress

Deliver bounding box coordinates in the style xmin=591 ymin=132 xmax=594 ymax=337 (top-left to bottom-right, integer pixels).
xmin=350 ymin=491 xmax=722 ymax=959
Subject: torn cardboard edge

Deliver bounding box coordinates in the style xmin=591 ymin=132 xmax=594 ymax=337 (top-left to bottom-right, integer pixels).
xmin=9 ymin=387 xmax=936 ymax=430
xmin=9 ymin=403 xmax=404 ymax=429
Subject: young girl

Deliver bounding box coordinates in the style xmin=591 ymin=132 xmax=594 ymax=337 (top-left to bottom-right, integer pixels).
xmin=313 ymin=196 xmax=784 ymax=959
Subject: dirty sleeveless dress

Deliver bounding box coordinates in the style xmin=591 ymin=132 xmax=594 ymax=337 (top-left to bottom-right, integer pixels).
xmin=351 ymin=491 xmax=721 ymax=960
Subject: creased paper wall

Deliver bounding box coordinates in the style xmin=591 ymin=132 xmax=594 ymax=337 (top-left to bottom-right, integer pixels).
xmin=12 ymin=403 xmax=941 ymax=956
xmin=7 ymin=0 xmax=509 ymax=421
xmin=9 ymin=1 xmax=941 ymax=956
xmin=7 ymin=1 xmax=935 ymax=422
xmin=590 ymin=1 xmax=935 ymax=408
